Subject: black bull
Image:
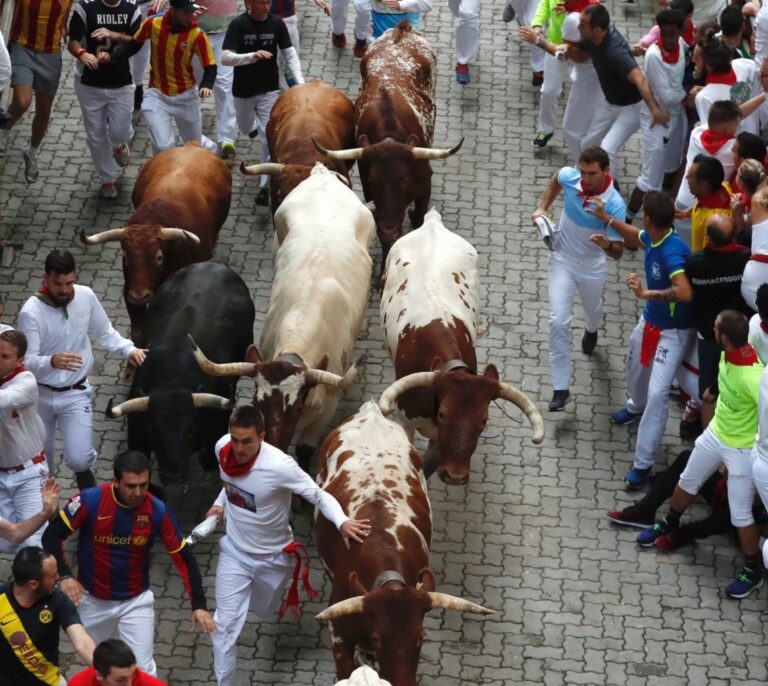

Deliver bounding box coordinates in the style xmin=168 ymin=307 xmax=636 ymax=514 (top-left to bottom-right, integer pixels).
xmin=107 ymin=261 xmax=255 ymax=484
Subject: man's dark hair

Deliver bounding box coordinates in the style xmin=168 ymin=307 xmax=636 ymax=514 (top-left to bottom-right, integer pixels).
xmin=114 ymin=450 xmax=151 ymax=481
xmin=705 ymin=216 xmax=733 ymax=247
xmin=93 ymin=640 xmax=137 ymax=678
xmin=692 ymin=154 xmax=725 ymax=192
xmin=736 ymin=131 xmax=767 ymax=163
xmin=583 ymin=4 xmax=610 ymax=31
xmin=642 ymin=191 xmax=675 ymax=229
xmin=579 ymin=146 xmax=610 ymax=170
xmin=756 ymin=283 xmax=768 ymax=319
xmin=656 ymin=8 xmax=685 ymax=31
xmin=719 ymin=5 xmax=745 ymax=37
xmin=44 ymin=250 xmax=76 ymax=275
xmin=0 ymin=329 xmax=27 ymax=358
xmin=707 ymin=100 xmax=742 ymax=128
xmin=717 ymin=309 xmax=749 ymax=347
xmin=12 ymin=547 xmax=52 ymax=585
xmin=229 ymin=404 xmax=265 ymax=433
xmin=670 ymin=0 xmax=693 ymax=16
xmin=702 ymin=39 xmax=734 ymax=74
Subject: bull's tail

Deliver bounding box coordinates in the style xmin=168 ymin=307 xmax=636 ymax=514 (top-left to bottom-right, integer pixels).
xmin=392 ymin=20 xmax=414 ymax=43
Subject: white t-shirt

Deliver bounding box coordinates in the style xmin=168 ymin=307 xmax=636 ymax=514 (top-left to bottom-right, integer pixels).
xmin=0 ymin=370 xmax=47 ymax=468
xmin=643 ymin=40 xmax=686 ymax=114
xmin=213 ymin=436 xmax=349 ymax=555
xmin=749 ymin=314 xmax=768 ymax=366
xmin=695 ymin=58 xmax=761 ymax=135
xmin=562 ymin=12 xmax=595 ymax=82
xmin=675 ymin=125 xmax=736 ymax=210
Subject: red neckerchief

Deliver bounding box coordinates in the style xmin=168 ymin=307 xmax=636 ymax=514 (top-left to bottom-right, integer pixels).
xmin=725 ymin=343 xmax=760 ymax=366
xmin=682 ymin=20 xmax=695 ymax=47
xmin=700 ymin=129 xmax=734 ymax=155
xmin=34 ymin=284 xmax=71 ymax=319
xmin=0 ymin=363 xmax=25 ymax=388
xmin=760 ymin=321 xmax=768 ymax=335
xmin=707 ymin=242 xmax=747 ymax=253
xmin=576 ymin=174 xmax=612 ymax=207
xmin=696 ymin=185 xmax=731 ymax=209
xmin=705 ymin=68 xmax=737 ymax=86
xmin=278 ymin=541 xmax=320 ymax=620
xmin=562 ymin=0 xmax=596 ymax=13
xmin=218 ymin=442 xmax=258 ymax=477
xmin=655 ymin=39 xmax=680 ymax=64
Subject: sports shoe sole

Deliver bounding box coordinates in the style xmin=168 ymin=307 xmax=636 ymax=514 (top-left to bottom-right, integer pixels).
xmin=606 ymin=514 xmax=653 ymax=529
xmin=612 ymin=413 xmax=642 ymax=426
xmin=725 ymin=578 xmax=764 ymax=599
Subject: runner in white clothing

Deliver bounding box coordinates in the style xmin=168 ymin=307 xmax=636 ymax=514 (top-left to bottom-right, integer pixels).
xmin=16 ymin=250 xmax=146 ymax=491
xmin=205 ymin=405 xmax=370 ymax=686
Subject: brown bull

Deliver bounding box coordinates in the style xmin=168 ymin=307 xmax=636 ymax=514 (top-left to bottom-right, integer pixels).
xmin=313 ymin=21 xmax=463 ymax=266
xmin=240 ymin=80 xmax=355 ymax=211
xmin=314 ymin=402 xmax=493 ymax=686
xmin=80 ymin=143 xmax=231 ymax=343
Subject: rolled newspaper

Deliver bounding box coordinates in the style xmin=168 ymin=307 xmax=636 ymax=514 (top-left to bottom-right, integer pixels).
xmin=185 ymin=514 xmax=220 ymax=545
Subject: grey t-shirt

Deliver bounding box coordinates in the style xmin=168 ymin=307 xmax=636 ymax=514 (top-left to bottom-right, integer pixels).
xmin=580 ymin=26 xmax=641 ymax=107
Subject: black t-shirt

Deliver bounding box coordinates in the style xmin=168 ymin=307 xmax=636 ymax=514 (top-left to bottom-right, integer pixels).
xmin=69 ymin=0 xmax=142 ymax=89
xmin=0 ymin=583 xmax=81 ymax=686
xmin=580 ymin=26 xmax=641 ymax=106
xmin=685 ymin=246 xmax=752 ymax=340
xmin=222 ymin=12 xmax=292 ymax=98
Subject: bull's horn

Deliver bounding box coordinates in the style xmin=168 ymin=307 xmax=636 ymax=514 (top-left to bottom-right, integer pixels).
xmin=108 ymin=396 xmax=150 ymax=417
xmin=80 ymin=227 xmax=126 ymax=245
xmin=315 ymin=596 xmax=365 ymax=622
xmin=160 ymin=228 xmax=200 ymax=244
xmin=312 ymin=136 xmax=364 ymax=161
xmin=191 ymin=393 xmax=231 ymax=409
xmin=378 ymin=372 xmax=437 ymax=415
xmin=411 ymin=138 xmax=465 ymax=160
xmin=305 ymin=363 xmax=358 ymax=390
xmin=188 ymin=335 xmax=260 ymax=377
xmin=427 ymin=592 xmax=495 ymax=615
xmin=240 ymin=162 xmax=285 ymax=176
xmin=497 ymin=383 xmax=545 ymax=445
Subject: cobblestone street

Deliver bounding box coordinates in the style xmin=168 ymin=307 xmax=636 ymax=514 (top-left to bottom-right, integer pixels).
xmin=2 ymin=1 xmax=768 ymax=683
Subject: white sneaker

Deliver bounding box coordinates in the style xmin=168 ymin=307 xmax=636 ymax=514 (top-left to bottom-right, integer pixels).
xmin=113 ymin=144 xmax=131 ymax=167
xmin=23 ymin=146 xmax=39 ymax=183
xmin=100 ymin=181 xmax=118 ymax=199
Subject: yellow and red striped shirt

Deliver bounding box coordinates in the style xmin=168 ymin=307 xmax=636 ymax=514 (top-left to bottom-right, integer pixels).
xmin=10 ymin=0 xmax=74 ymax=53
xmin=134 ymin=12 xmax=215 ymax=96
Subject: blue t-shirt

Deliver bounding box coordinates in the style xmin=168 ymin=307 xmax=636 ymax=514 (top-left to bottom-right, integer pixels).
xmin=640 ymin=228 xmax=693 ymax=329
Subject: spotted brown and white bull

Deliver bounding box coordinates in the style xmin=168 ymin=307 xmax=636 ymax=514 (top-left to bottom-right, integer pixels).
xmin=240 ymin=80 xmax=356 ymax=212
xmin=313 ymin=21 xmax=462 ymax=266
xmin=80 ymin=143 xmax=231 ymax=344
xmin=191 ymin=164 xmax=374 ymax=471
xmin=379 ymin=208 xmax=544 ymax=485
xmin=314 ymin=401 xmax=494 ymax=686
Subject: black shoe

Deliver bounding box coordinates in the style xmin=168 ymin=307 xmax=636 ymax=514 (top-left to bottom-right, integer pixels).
xmin=531 ymin=71 xmax=544 ymax=87
xmin=134 ymin=85 xmax=143 ymax=112
xmin=533 ymin=132 xmax=553 ymax=149
xmin=582 ymin=329 xmax=598 ymax=355
xmin=548 ymin=389 xmax=571 ymax=412
xmin=75 ymin=469 xmax=97 ymax=490
xmin=256 ymin=187 xmax=270 ymax=206
xmin=679 ymin=417 xmax=703 ymax=441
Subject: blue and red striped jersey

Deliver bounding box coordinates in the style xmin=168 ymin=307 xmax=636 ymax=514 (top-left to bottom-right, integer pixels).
xmin=59 ymin=484 xmax=192 ymax=602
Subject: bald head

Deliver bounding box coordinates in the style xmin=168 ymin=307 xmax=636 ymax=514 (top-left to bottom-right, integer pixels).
xmin=706 ymin=214 xmax=734 ymax=247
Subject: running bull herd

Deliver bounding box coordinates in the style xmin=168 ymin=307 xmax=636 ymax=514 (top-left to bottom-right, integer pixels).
xmin=78 ymin=22 xmax=544 ymax=685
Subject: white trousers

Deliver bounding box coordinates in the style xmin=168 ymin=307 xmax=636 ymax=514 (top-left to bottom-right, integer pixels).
xmin=538 ymin=52 xmax=569 ymax=135
xmin=752 ymin=457 xmax=768 ymax=543
xmin=234 ymin=90 xmax=280 ymax=187
xmin=331 ymin=0 xmax=371 ymax=40
xmin=508 ymin=0 xmax=544 ymax=73
xmin=741 ymin=260 xmax=768 ymax=310
xmin=562 ymin=71 xmax=602 ymax=164
xmin=141 ymin=87 xmax=217 ymax=156
xmin=678 ymin=428 xmax=755 ymax=527
xmin=132 ymin=3 xmax=150 ymax=88
xmin=74 ymin=80 xmax=134 ymax=183
xmin=636 ymin=108 xmax=685 ymax=193
xmin=78 ymin=590 xmax=157 ymax=676
xmin=277 ymin=15 xmax=300 ymax=90
xmin=580 ymin=100 xmax=641 ymax=178
xmin=623 ymin=317 xmax=695 ymax=469
xmin=36 ymin=386 xmax=97 ymax=475
xmin=193 ymin=31 xmax=236 ymax=145
xmin=0 ymin=459 xmax=49 ymax=554
xmin=448 ymin=0 xmax=479 ymax=65
xmin=212 ymin=537 xmax=293 ymax=686
xmin=548 ymin=250 xmax=607 ymax=391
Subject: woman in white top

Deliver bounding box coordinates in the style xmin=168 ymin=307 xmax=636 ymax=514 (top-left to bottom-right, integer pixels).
xmin=741 ymin=184 xmax=768 ymax=308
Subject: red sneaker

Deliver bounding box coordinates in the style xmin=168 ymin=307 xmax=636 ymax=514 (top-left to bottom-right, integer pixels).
xmin=332 ymin=33 xmax=346 ymax=48
xmin=353 ymin=38 xmax=367 ymax=58
xmin=606 ymin=506 xmax=654 ymax=528
xmin=655 ymin=532 xmax=688 ymax=552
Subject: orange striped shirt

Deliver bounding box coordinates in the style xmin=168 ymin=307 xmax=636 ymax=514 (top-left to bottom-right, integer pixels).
xmin=134 ymin=12 xmax=215 ymax=97
xmin=10 ymin=0 xmax=74 ymax=53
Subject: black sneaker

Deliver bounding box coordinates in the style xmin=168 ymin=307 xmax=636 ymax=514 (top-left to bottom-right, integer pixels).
xmin=582 ymin=329 xmax=598 ymax=355
xmin=679 ymin=416 xmax=703 ymax=441
xmin=548 ymin=389 xmax=571 ymax=412
xmin=256 ymin=187 xmax=270 ymax=207
xmin=134 ymin=85 xmax=143 ymax=112
xmin=533 ymin=132 xmax=553 ymax=149
xmin=531 ymin=71 xmax=544 ymax=87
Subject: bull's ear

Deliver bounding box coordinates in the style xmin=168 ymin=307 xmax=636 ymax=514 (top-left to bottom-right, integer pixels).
xmin=349 ymin=571 xmax=369 ymax=595
xmin=431 ymin=357 xmax=442 ymax=373
xmin=483 ymin=364 xmax=499 ymax=382
xmin=358 ymin=134 xmax=369 ymax=147
xmin=416 ymin=568 xmax=435 ymax=592
xmin=316 ymin=354 xmax=329 ymax=371
xmin=245 ymin=344 xmax=263 ymax=364
xmin=406 ymin=134 xmax=419 ymax=148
